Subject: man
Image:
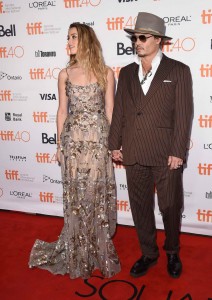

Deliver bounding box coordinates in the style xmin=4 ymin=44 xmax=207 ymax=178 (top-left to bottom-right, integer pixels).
xmin=109 ymin=12 xmax=193 ymax=278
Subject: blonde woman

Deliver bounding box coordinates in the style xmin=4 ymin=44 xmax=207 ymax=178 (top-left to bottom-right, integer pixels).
xmin=29 ymin=23 xmax=121 ymax=279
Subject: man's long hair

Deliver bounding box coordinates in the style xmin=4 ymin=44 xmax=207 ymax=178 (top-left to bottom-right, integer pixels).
xmin=68 ymin=23 xmax=107 ymax=91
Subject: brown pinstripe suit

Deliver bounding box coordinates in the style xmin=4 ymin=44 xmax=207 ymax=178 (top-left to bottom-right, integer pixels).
xmin=109 ymin=54 xmax=193 ymax=258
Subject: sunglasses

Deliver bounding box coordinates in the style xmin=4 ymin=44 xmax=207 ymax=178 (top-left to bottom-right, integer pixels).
xmin=130 ymin=35 xmax=153 ymax=43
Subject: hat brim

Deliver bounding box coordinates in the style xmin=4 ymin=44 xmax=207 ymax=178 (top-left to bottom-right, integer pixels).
xmin=124 ymin=28 xmax=172 ymax=40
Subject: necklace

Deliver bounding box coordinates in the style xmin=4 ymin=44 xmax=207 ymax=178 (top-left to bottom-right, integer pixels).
xmin=140 ymin=68 xmax=152 ymax=85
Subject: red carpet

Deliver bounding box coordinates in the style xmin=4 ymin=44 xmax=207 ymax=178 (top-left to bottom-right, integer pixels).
xmin=0 ymin=210 xmax=211 ymax=300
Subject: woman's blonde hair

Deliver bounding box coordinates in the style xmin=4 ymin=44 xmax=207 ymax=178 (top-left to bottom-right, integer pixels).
xmin=68 ymin=23 xmax=108 ymax=91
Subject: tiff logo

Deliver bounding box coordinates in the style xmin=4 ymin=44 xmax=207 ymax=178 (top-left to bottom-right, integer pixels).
xmin=39 ymin=192 xmax=54 ymax=203
xmin=201 ymin=9 xmax=212 ymax=24
xmin=29 ymin=68 xmax=45 ymax=79
xmin=36 ymin=153 xmax=56 ymax=163
xmin=26 ymin=22 xmax=43 ymax=35
xmin=64 ymin=0 xmax=80 ymax=8
xmin=0 ymin=90 xmax=12 ymax=101
xmin=198 ymin=163 xmax=212 ymax=175
xmin=197 ymin=209 xmax=212 ymax=222
xmin=0 ymin=131 xmax=14 ymax=141
xmin=0 ymin=47 xmax=7 ymax=58
xmin=33 ymin=112 xmax=48 ymax=122
xmin=117 ymin=200 xmax=130 ymax=212
xmin=200 ymin=64 xmax=212 ymax=77
xmin=0 ymin=1 xmax=4 ymax=13
xmin=198 ymin=115 xmax=212 ymax=128
xmin=5 ymin=170 xmax=20 ymax=180
xmin=106 ymin=17 xmax=125 ymax=30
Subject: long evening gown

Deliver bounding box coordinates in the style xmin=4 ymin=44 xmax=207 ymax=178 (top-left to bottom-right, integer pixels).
xmin=29 ymin=78 xmax=121 ymax=279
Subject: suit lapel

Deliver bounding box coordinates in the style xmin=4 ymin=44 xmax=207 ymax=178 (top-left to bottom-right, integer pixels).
xmin=137 ymin=55 xmax=176 ymax=110
xmin=129 ymin=63 xmax=144 ymax=107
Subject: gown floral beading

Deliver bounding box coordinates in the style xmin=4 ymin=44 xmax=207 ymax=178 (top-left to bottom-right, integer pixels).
xmin=28 ymin=80 xmax=121 ymax=279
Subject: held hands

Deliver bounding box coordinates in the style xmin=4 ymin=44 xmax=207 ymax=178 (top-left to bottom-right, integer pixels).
xmin=111 ymin=150 xmax=123 ymax=162
xmin=168 ymin=156 xmax=183 ymax=170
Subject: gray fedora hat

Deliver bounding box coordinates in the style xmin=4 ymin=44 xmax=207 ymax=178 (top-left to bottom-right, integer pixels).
xmin=124 ymin=12 xmax=172 ymax=40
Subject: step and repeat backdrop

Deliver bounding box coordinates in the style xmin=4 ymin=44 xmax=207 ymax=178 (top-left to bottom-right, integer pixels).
xmin=0 ymin=0 xmax=211 ymax=235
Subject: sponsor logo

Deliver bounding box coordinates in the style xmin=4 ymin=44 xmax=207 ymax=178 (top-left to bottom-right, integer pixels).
xmin=39 ymin=93 xmax=57 ymax=100
xmin=29 ymin=1 xmax=56 ymax=9
xmin=83 ymin=21 xmax=94 ymax=26
xmin=0 ymin=130 xmax=30 ymax=142
xmin=163 ymin=15 xmax=191 ymax=26
xmin=36 ymin=153 xmax=57 ymax=163
xmin=117 ymin=200 xmax=130 ymax=212
xmin=0 ymin=90 xmax=12 ymax=101
xmin=43 ymin=175 xmax=62 ymax=184
xmin=10 ymin=190 xmax=32 ymax=199
xmin=0 ymin=71 xmax=22 ymax=80
xmin=33 ymin=112 xmax=56 ymax=123
xmin=0 ymin=2 xmax=21 ymax=14
xmin=197 ymin=209 xmax=212 ymax=222
xmin=117 ymin=42 xmax=135 ymax=55
xmin=26 ymin=22 xmax=43 ymax=35
xmin=0 ymin=46 xmax=24 ymax=58
xmin=206 ymin=191 xmax=212 ymax=199
xmin=198 ymin=163 xmax=212 ymax=175
xmin=42 ymin=133 xmax=57 ymax=144
xmin=162 ymin=38 xmax=195 ymax=53
xmin=198 ymin=115 xmax=212 ymax=128
xmin=0 ymin=1 xmax=4 ymax=13
xmin=35 ymin=50 xmax=56 ymax=57
xmin=9 ymin=155 xmax=26 ymax=162
xmin=201 ymin=9 xmax=212 ymax=24
xmin=29 ymin=68 xmax=60 ymax=80
xmin=39 ymin=192 xmax=54 ymax=203
xmin=0 ymin=24 xmax=16 ymax=37
xmin=64 ymin=0 xmax=101 ymax=8
xmin=5 ymin=112 xmax=23 ymax=121
xmin=0 ymin=188 xmax=3 ymax=197
xmin=204 ymin=143 xmax=212 ymax=150
xmin=5 ymin=170 xmax=20 ymax=180
xmin=200 ymin=64 xmax=212 ymax=77
xmin=119 ymin=184 xmax=128 ymax=190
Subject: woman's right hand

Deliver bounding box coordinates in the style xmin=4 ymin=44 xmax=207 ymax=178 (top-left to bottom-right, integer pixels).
xmin=56 ymin=148 xmax=61 ymax=164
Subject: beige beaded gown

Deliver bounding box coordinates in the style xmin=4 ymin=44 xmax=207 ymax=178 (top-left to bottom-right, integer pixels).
xmin=29 ymin=79 xmax=121 ymax=279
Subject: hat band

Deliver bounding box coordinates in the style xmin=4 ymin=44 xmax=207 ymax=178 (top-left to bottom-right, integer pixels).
xmin=135 ymin=27 xmax=163 ymax=36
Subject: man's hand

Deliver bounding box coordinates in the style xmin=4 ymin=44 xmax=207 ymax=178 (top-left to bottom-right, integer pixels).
xmin=168 ymin=156 xmax=183 ymax=170
xmin=112 ymin=150 xmax=123 ymax=162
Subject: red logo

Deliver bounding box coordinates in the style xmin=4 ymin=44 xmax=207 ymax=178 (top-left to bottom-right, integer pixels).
xmin=5 ymin=170 xmax=20 ymax=180
xmin=29 ymin=68 xmax=61 ymax=80
xmin=64 ymin=0 xmax=101 ymax=8
xmin=0 ymin=90 xmax=12 ymax=101
xmin=198 ymin=115 xmax=212 ymax=128
xmin=117 ymin=200 xmax=130 ymax=212
xmin=0 ymin=130 xmax=30 ymax=142
xmin=33 ymin=112 xmax=49 ymax=123
xmin=39 ymin=192 xmax=54 ymax=203
xmin=36 ymin=153 xmax=57 ymax=163
xmin=197 ymin=209 xmax=212 ymax=222
xmin=200 ymin=64 xmax=212 ymax=77
xmin=26 ymin=22 xmax=43 ymax=35
xmin=162 ymin=38 xmax=195 ymax=53
xmin=0 ymin=46 xmax=24 ymax=58
xmin=0 ymin=1 xmax=4 ymax=14
xmin=198 ymin=163 xmax=212 ymax=175
xmin=201 ymin=9 xmax=212 ymax=24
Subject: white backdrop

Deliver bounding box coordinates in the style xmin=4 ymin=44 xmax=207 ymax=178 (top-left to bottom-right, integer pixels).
xmin=0 ymin=0 xmax=211 ymax=236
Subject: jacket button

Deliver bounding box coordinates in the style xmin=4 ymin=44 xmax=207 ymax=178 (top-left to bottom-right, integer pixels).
xmin=137 ymin=112 xmax=142 ymax=116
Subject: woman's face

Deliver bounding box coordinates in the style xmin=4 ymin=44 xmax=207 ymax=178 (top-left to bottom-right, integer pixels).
xmin=67 ymin=27 xmax=78 ymax=55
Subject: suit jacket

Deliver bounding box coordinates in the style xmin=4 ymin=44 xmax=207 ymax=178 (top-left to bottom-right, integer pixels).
xmin=108 ymin=54 xmax=193 ymax=166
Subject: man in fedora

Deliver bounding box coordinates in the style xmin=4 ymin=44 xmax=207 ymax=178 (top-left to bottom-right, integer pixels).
xmin=109 ymin=12 xmax=193 ymax=278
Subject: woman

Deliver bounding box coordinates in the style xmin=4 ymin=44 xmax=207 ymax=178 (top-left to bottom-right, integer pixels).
xmin=29 ymin=23 xmax=121 ymax=279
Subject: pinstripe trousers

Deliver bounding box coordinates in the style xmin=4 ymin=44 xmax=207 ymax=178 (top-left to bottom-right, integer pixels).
xmin=125 ymin=163 xmax=183 ymax=259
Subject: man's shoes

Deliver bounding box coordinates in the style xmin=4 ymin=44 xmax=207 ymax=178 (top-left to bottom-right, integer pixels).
xmin=130 ymin=255 xmax=158 ymax=277
xmin=167 ymin=254 xmax=182 ymax=278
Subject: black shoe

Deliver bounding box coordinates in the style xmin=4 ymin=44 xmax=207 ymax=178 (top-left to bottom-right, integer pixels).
xmin=130 ymin=255 xmax=158 ymax=277
xmin=167 ymin=254 xmax=182 ymax=278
